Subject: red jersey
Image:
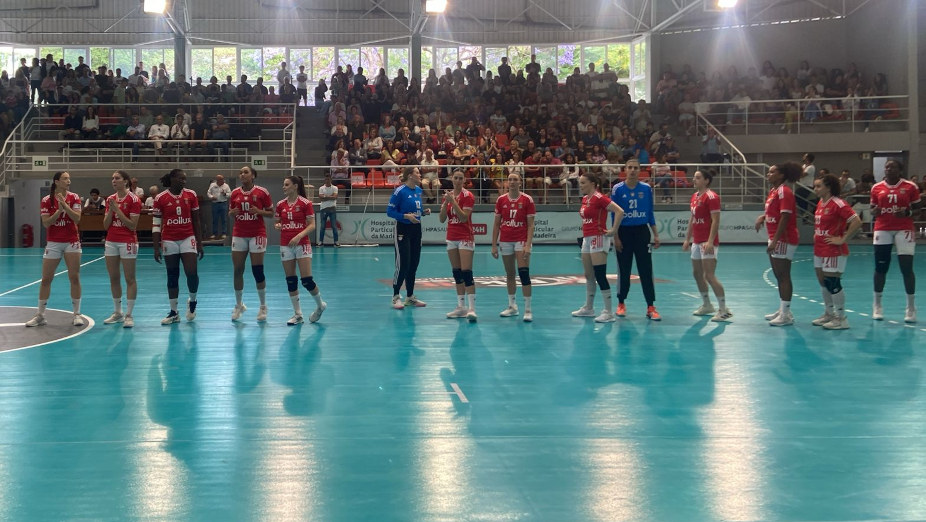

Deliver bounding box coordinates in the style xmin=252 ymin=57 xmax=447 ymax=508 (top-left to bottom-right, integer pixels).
xmin=275 ymin=196 xmax=314 ymax=246
xmin=230 ymin=185 xmax=272 ymax=238
xmin=495 ymin=192 xmax=536 ymax=242
xmin=104 ymin=192 xmax=142 ymax=243
xmin=580 ymin=192 xmax=612 ymax=237
xmin=41 ymin=192 xmax=82 ymax=243
xmin=870 ymin=179 xmax=920 ymax=231
xmin=764 ymin=184 xmax=799 ymax=245
xmin=814 ymin=196 xmax=857 ymax=257
xmin=153 ymin=189 xmax=200 ymax=241
xmin=445 ymin=189 xmax=475 ymax=241
xmin=689 ymin=190 xmax=720 ymax=245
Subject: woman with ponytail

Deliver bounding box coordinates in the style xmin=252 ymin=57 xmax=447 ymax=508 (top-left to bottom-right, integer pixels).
xmin=274 ymin=175 xmax=326 ymax=325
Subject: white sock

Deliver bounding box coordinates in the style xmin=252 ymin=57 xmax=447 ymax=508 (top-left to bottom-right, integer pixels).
xmin=312 ymin=291 xmax=323 ymax=306
xmin=72 ymin=298 xmax=81 ymax=314
xmin=38 ymin=299 xmax=47 ymax=315
xmin=874 ymin=292 xmax=883 ymax=306
xmin=832 ymin=291 xmax=846 ymax=318
xmin=906 ymin=294 xmax=915 ymax=309
xmin=257 ymin=288 xmax=266 ymax=306
xmin=235 ymin=290 xmax=243 ymax=305
xmin=113 ymin=298 xmax=122 ymax=314
xmin=780 ymin=300 xmax=791 ymax=314
xmin=524 ymin=296 xmax=531 ymax=312
xmin=701 ymin=292 xmax=711 ymax=305
xmin=603 ymin=293 xmax=613 ymax=314
xmin=586 ymin=281 xmax=596 ymax=309
xmin=467 ymin=293 xmax=475 ymax=311
xmin=170 ymin=298 xmax=178 ymax=312
xmin=457 ymin=294 xmax=465 ymax=308
xmin=126 ymin=299 xmax=136 ymax=316
xmin=189 ymin=292 xmax=197 ymax=302
xmin=290 ymin=294 xmax=302 ymax=315
xmin=508 ymin=294 xmax=516 ymax=307
xmin=718 ymin=296 xmax=726 ymax=310
xmin=821 ymin=289 xmax=833 ymax=315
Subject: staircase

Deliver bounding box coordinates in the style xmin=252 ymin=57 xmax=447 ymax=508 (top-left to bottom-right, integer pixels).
xmin=295 ymin=107 xmax=329 ymax=186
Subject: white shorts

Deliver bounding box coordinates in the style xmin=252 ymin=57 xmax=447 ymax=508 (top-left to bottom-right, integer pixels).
xmin=498 ymin=241 xmax=526 ymax=256
xmin=104 ymin=241 xmax=139 ymax=259
xmin=280 ymin=243 xmax=313 ymax=261
xmin=814 ymin=255 xmax=848 ymax=274
xmin=873 ymin=230 xmax=916 ymax=256
xmin=581 ymin=235 xmax=611 ymax=254
xmin=232 ymin=236 xmax=268 ymax=253
xmin=43 ymin=240 xmax=82 ymax=259
xmin=768 ymin=240 xmax=798 ymax=260
xmin=446 ymin=239 xmax=475 ymax=251
xmin=162 ymin=236 xmax=198 ymax=256
xmin=690 ymin=242 xmax=719 ymax=260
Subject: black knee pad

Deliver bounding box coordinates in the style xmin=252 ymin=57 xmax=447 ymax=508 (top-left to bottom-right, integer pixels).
xmin=462 ymin=269 xmax=475 ymax=287
xmin=823 ymin=276 xmax=842 ymax=295
xmin=452 ymin=267 xmax=463 ymax=284
xmin=251 ymin=264 xmax=265 ymax=283
xmin=166 ymin=266 xmax=180 ymax=289
xmin=874 ymin=244 xmax=892 ymax=274
xmin=187 ymin=272 xmax=199 ymax=293
xmin=593 ymin=264 xmax=610 ymax=291
xmin=286 ymin=275 xmax=298 ymax=292
xmin=518 ymin=267 xmax=531 ymax=287
xmin=301 ymin=276 xmax=316 ymax=292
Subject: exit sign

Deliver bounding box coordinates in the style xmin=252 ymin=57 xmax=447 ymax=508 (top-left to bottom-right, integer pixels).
xmin=32 ymin=156 xmax=48 ymax=170
xmin=251 ymin=155 xmax=267 ymax=168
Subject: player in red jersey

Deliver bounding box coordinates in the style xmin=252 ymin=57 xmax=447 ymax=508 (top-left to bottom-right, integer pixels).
xmin=491 ymin=172 xmax=536 ymax=322
xmin=229 ymin=165 xmax=274 ymax=322
xmin=755 ymin=162 xmax=802 ymax=326
xmin=440 ymin=169 xmax=478 ymax=321
xmin=572 ymin=171 xmax=624 ymax=323
xmin=683 ymin=169 xmax=732 ymax=322
xmin=25 ymin=171 xmax=84 ymax=327
xmin=275 ymin=175 xmax=326 ymax=325
xmin=102 ymin=170 xmax=142 ymax=328
xmin=811 ymin=173 xmax=861 ymax=330
xmin=870 ymin=159 xmax=922 ymax=323
xmin=152 ymin=169 xmax=204 ymax=324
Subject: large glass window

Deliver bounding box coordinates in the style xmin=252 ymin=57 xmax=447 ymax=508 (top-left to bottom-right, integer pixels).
xmin=533 ymin=46 xmax=556 ymax=73
xmin=139 ymin=48 xmax=174 ymax=77
xmin=240 ymin=48 xmax=262 ymax=82
xmin=557 ymin=44 xmax=579 ymax=77
xmin=213 ymin=47 xmax=237 ymax=82
xmin=263 ymin=46 xmax=286 ymax=84
xmin=191 ymin=48 xmax=213 ymax=83
xmin=13 ymin=48 xmax=36 ymax=70
xmin=435 ymin=47 xmax=457 ymax=73
xmin=64 ymin=48 xmax=87 ymax=69
xmin=419 ymin=46 xmax=433 ymax=75
xmin=386 ymin=48 xmax=409 ymax=80
xmin=485 ymin=47 xmax=506 ymax=76
xmin=337 ymin=48 xmax=359 ymax=69
xmin=458 ymin=45 xmax=481 ymax=63
xmin=312 ymin=47 xmax=335 ymax=81
xmin=631 ymin=37 xmax=648 ymax=101
xmin=607 ymin=43 xmax=630 ymax=78
xmin=583 ymin=45 xmax=606 ymax=70
xmin=39 ymin=47 xmax=63 ymax=62
xmin=507 ymin=45 xmax=531 ymax=73
xmin=360 ymin=47 xmax=384 ymax=76
xmin=89 ymin=47 xmax=110 ymax=69
xmin=112 ymin=49 xmax=136 ymax=76
xmin=290 ymin=48 xmax=312 ymax=79
xmin=0 ymin=47 xmax=13 ymax=75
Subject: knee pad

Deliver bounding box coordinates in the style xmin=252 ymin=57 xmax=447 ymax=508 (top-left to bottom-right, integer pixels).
xmin=518 ymin=267 xmax=531 ymax=287
xmin=593 ymin=264 xmax=610 ymax=291
xmin=823 ymin=276 xmax=842 ymax=295
xmin=186 ymin=272 xmax=199 ymax=293
xmin=462 ymin=269 xmax=474 ymax=287
xmin=874 ymin=244 xmax=892 ymax=274
xmin=452 ymin=267 xmax=463 ymax=284
xmin=166 ymin=266 xmax=180 ymax=289
xmin=301 ymin=276 xmax=316 ymax=292
xmin=286 ymin=275 xmax=298 ymax=293
xmin=251 ymin=264 xmax=265 ymax=283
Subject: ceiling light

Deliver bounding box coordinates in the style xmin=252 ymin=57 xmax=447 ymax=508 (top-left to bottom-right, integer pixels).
xmin=717 ymin=0 xmax=738 ymax=8
xmin=425 ymin=0 xmax=447 ymax=14
xmin=143 ymin=0 xmax=167 ymax=14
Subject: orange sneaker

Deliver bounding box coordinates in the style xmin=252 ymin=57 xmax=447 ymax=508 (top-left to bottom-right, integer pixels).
xmin=616 ymin=303 xmax=627 ymax=317
xmin=646 ymin=305 xmax=661 ymax=321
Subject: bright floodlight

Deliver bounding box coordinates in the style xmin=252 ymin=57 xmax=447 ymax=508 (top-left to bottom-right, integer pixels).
xmin=143 ymin=0 xmax=167 ymax=14
xmin=425 ymin=0 xmax=447 ymax=14
xmin=717 ymin=0 xmax=738 ymax=8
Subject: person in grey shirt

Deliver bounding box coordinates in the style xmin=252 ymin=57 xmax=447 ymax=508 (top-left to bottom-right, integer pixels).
xmin=207 ymin=174 xmax=232 ymax=238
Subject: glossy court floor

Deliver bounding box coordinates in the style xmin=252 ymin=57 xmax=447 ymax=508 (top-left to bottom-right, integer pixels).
xmin=0 ymin=244 xmax=924 ymax=521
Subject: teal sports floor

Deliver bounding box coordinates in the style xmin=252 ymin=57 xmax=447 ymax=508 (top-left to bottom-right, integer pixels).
xmin=0 ymin=244 xmax=924 ymax=521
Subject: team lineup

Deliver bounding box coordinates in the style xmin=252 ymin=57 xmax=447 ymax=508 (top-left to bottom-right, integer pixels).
xmin=21 ymin=159 xmax=920 ymax=330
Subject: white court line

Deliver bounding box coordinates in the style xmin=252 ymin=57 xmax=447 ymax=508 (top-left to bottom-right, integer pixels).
xmin=450 ymin=383 xmax=469 ymax=403
xmin=0 ymin=306 xmax=96 ymax=354
xmin=680 ymin=292 xmax=700 ymax=299
xmin=0 ymin=256 xmax=105 ymax=298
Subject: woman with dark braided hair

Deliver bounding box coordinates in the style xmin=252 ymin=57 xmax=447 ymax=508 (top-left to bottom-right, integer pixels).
xmin=756 ymin=162 xmax=802 ymax=326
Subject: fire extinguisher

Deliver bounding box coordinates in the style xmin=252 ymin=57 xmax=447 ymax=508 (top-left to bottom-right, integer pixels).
xmin=21 ymin=224 xmax=33 ymax=248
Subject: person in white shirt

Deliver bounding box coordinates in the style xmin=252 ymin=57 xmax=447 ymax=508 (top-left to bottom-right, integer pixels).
xmin=144 ymin=185 xmax=159 ymax=209
xmin=276 ymin=62 xmax=291 ymax=89
xmin=207 ymin=174 xmax=232 ymax=238
xmin=419 ymin=148 xmax=441 ymax=203
xmin=147 ymin=114 xmax=170 ymax=155
xmin=169 ymin=114 xmax=190 ymax=153
xmin=317 ymin=173 xmax=339 ymax=247
xmin=295 ymin=65 xmax=309 ymax=106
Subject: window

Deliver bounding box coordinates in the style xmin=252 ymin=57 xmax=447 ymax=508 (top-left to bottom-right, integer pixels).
xmin=557 ymin=44 xmax=579 ymax=77
xmin=419 ymin=46 xmax=433 ymax=75
xmin=140 ymin=48 xmax=174 ymax=77
xmin=90 ymin=47 xmax=110 ymax=69
xmin=631 ymin=37 xmax=648 ymax=101
xmin=484 ymin=47 xmax=507 ymax=75
xmin=583 ymin=45 xmax=605 ymax=70
xmin=64 ymin=48 xmax=87 ymax=69
xmin=263 ymin=47 xmax=286 ymax=84
xmin=112 ymin=49 xmax=136 ymax=77
xmin=337 ymin=48 xmax=359 ymax=69
xmin=312 ymin=47 xmax=335 ymax=82
xmin=213 ymin=47 xmax=236 ymax=83
xmin=240 ymin=48 xmax=262 ymax=82
xmin=533 ymin=46 xmax=556 ymax=74
xmin=0 ymin=47 xmax=13 ymax=75
xmin=360 ymin=47 xmax=384 ymax=76
xmin=458 ymin=45 xmax=482 ymax=63
xmin=290 ymin=48 xmax=312 ymax=79
xmin=386 ymin=48 xmax=409 ymax=80
xmin=507 ymin=45 xmax=531 ymax=73
xmin=13 ymin=48 xmax=36 ymax=71
xmin=607 ymin=44 xmax=630 ymax=79
xmin=191 ymin=48 xmax=213 ymax=83
xmin=39 ymin=47 xmax=63 ymax=61
xmin=435 ymin=47 xmax=457 ymax=73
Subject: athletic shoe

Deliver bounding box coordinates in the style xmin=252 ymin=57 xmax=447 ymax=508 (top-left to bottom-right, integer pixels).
xmin=256 ymin=305 xmax=268 ymax=322
xmin=905 ymin=308 xmax=917 ymax=324
xmin=103 ymin=312 xmax=124 ymax=324
xmin=616 ymin=303 xmax=627 ymax=317
xmin=404 ymin=295 xmax=427 ymax=307
xmin=392 ymin=295 xmax=404 ymax=309
xmin=692 ymin=304 xmax=716 ymax=316
xmin=872 ymin=304 xmax=884 ymax=321
xmin=231 ymin=303 xmax=247 ymax=321
xmin=186 ymin=300 xmax=197 ymax=321
xmin=523 ymin=311 xmax=533 ymax=323
xmin=72 ymin=314 xmax=86 ymax=327
xmin=466 ymin=310 xmax=478 ymax=322
xmin=161 ymin=310 xmax=180 ymax=325
xmin=499 ymin=305 xmax=519 ymax=317
xmin=123 ymin=315 xmax=134 ymax=328
xmin=711 ymin=308 xmax=733 ymax=322
xmin=822 ymin=316 xmax=850 ymax=330
xmin=287 ymin=314 xmax=304 ymax=326
xmin=646 ymin=306 xmax=661 ymax=321
xmin=24 ymin=314 xmax=46 ymax=327
xmin=764 ymin=310 xmax=780 ymax=321
xmin=572 ymin=306 xmax=596 ymax=317
xmin=769 ymin=312 xmax=794 ymax=326
xmin=309 ymin=302 xmax=327 ymax=323
xmin=594 ymin=311 xmax=616 ymax=323
xmin=812 ymin=313 xmax=835 ymax=326
xmin=446 ymin=306 xmax=468 ymax=318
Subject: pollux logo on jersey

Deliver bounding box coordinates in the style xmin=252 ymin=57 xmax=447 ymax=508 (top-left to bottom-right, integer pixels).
xmin=166 ymin=216 xmax=191 ymax=226
xmin=690 ymin=217 xmax=706 ymax=225
xmin=280 ymin=222 xmax=304 ymax=231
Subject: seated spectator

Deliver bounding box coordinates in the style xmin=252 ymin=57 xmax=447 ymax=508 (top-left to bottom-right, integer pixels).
xmin=144 ymin=186 xmax=159 ymax=209
xmin=126 ymin=115 xmax=146 ymax=158
xmin=169 ymin=114 xmax=190 ymax=153
xmin=364 ymin=126 xmax=384 ymax=159
xmin=189 ymin=112 xmax=210 ymax=159
xmin=726 ymin=87 xmax=752 ymax=124
xmin=83 ymin=188 xmax=105 ymax=210
xmin=330 ymin=148 xmax=351 ymax=203
xmin=652 ymin=153 xmax=674 ymax=203
xmin=839 ymin=169 xmax=857 ymax=197
xmin=420 ymin=148 xmax=441 ymax=203
xmin=59 ymin=105 xmax=82 ymax=142
xmin=147 ymin=114 xmax=170 ymax=155
xmin=210 ymin=113 xmax=231 ymax=158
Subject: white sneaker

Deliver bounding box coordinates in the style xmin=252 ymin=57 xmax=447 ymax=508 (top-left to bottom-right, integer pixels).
xmin=572 ymin=306 xmax=596 ymax=317
xmin=523 ymin=311 xmax=533 ymax=322
xmin=764 ymin=310 xmax=780 ymax=321
xmin=287 ymin=314 xmax=304 ymax=326
xmin=769 ymin=312 xmax=794 ymax=326
xmin=446 ymin=306 xmax=468 ymax=318
xmin=186 ymin=300 xmax=197 ymax=321
xmin=309 ymin=302 xmax=327 ymax=323
xmin=693 ymin=304 xmax=716 ymax=316
xmin=905 ymin=308 xmax=917 ymax=323
xmin=391 ymin=295 xmax=404 ymax=309
xmin=232 ymin=303 xmax=247 ymax=321
xmin=711 ymin=308 xmax=733 ymax=322
xmin=822 ymin=316 xmax=850 ymax=330
xmin=25 ymin=313 xmax=46 ymax=327
xmin=404 ymin=295 xmax=427 ymax=307
xmin=594 ymin=311 xmax=615 ymax=323
xmin=256 ymin=305 xmax=268 ymax=322
xmin=72 ymin=314 xmax=86 ymax=327
xmin=812 ymin=312 xmax=835 ymax=326
xmin=103 ymin=312 xmax=124 ymax=324
xmin=123 ymin=315 xmax=134 ymax=328
xmin=466 ymin=309 xmax=478 ymax=322
xmin=161 ymin=310 xmax=180 ymax=325
xmin=499 ymin=305 xmax=519 ymax=317
xmin=872 ymin=303 xmax=884 ymax=321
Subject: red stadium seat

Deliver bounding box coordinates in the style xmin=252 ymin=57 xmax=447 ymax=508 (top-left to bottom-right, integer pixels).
xmin=351 ymin=172 xmax=369 ymax=189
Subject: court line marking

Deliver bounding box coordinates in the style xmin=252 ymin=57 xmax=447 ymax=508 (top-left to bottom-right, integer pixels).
xmin=450 ymin=383 xmax=469 ymax=403
xmin=0 ymin=256 xmax=105 ymax=298
xmin=0 ymin=306 xmax=96 ymax=354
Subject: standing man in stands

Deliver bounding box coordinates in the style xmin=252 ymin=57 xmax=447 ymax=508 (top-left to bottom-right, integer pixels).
xmin=207 ymin=174 xmax=232 ymax=240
